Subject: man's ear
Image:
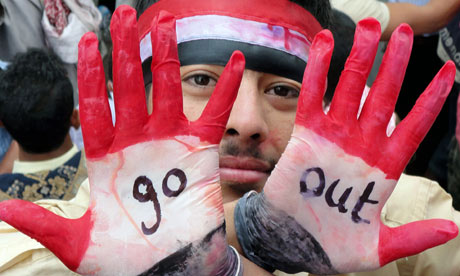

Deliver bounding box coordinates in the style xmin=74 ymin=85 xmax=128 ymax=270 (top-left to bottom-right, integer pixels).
xmin=0 ymin=120 xmax=4 ymax=127
xmin=71 ymin=109 xmax=80 ymax=129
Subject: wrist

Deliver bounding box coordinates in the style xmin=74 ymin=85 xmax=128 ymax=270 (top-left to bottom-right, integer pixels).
xmin=137 ymin=224 xmax=242 ymax=276
xmin=234 ymin=191 xmax=338 ymax=274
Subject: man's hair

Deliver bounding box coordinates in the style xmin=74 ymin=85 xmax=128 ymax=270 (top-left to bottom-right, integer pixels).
xmin=0 ymin=48 xmax=74 ymax=154
xmin=325 ymin=9 xmax=356 ymax=103
xmin=135 ymin=0 xmax=332 ymax=28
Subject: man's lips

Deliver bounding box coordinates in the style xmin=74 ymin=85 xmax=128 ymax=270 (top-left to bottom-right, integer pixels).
xmin=219 ymin=156 xmax=271 ymax=183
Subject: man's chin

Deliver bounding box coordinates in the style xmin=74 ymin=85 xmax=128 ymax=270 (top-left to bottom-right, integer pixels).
xmin=219 ymin=177 xmax=267 ymax=203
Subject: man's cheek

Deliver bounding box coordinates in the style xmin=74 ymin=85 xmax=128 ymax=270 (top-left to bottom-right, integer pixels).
xmin=265 ymin=117 xmax=296 ymax=155
xmin=182 ymin=95 xmax=209 ymax=121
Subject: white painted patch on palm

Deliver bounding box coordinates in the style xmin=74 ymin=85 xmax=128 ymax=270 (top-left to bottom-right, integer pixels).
xmin=78 ymin=140 xmax=224 ymax=275
xmin=265 ymin=126 xmax=389 ymax=270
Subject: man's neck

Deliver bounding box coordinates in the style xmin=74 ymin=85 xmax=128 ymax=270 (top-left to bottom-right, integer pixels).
xmin=18 ymin=135 xmax=74 ymax=162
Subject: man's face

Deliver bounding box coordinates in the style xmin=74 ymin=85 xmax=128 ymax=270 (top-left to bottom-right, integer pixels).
xmin=179 ymin=64 xmax=301 ymax=202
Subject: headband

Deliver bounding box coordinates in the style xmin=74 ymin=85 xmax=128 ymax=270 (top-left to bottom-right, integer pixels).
xmin=138 ymin=0 xmax=323 ymax=84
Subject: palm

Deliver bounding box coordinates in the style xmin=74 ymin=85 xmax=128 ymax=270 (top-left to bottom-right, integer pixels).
xmin=0 ymin=7 xmax=244 ymax=276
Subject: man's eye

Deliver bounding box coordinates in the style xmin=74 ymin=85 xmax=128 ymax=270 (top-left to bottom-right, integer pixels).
xmin=266 ymin=85 xmax=300 ymax=98
xmin=183 ymin=74 xmax=217 ymax=87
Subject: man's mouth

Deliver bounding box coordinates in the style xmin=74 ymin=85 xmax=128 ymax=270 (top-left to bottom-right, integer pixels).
xmin=219 ymin=156 xmax=271 ymax=183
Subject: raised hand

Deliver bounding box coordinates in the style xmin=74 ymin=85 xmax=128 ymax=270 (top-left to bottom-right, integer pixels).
xmin=0 ymin=6 xmax=244 ymax=276
xmin=235 ymin=18 xmax=458 ymax=274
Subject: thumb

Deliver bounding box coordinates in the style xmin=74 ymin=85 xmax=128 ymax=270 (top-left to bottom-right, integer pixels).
xmin=378 ymin=219 xmax=458 ymax=266
xmin=0 ymin=199 xmax=92 ymax=271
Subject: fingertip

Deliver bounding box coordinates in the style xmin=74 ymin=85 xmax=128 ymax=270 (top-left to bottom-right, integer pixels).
xmin=394 ymin=23 xmax=413 ymax=37
xmin=78 ymin=32 xmax=99 ymax=64
xmin=311 ymin=29 xmax=334 ymax=52
xmin=353 ymin=18 xmax=381 ymax=50
xmin=356 ymin=17 xmax=382 ymax=37
xmin=111 ymin=5 xmax=138 ymax=39
xmin=436 ymin=219 xmax=459 ymax=240
xmin=434 ymin=61 xmax=456 ymax=98
xmin=111 ymin=4 xmax=137 ymax=24
xmin=0 ymin=199 xmax=18 ymax=221
xmin=443 ymin=60 xmax=457 ymax=78
xmin=229 ymin=50 xmax=246 ymax=70
xmin=78 ymin=32 xmax=98 ymax=49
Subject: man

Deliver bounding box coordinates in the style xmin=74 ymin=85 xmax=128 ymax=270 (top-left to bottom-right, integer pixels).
xmin=0 ymin=48 xmax=87 ymax=202
xmin=0 ymin=1 xmax=459 ymax=276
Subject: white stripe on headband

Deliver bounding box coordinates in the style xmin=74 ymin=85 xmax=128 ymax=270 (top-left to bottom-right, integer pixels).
xmin=140 ymin=14 xmax=312 ymax=63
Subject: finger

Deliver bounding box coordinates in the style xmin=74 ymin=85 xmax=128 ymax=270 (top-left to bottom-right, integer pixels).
xmin=78 ymin=32 xmax=114 ymax=158
xmin=149 ymin=11 xmax=186 ymax=126
xmin=295 ymin=29 xmax=334 ymax=127
xmin=378 ymin=219 xmax=458 ymax=266
xmin=386 ymin=61 xmax=455 ymax=178
xmin=195 ymin=51 xmax=245 ymax=144
xmin=110 ymin=6 xmax=148 ymax=139
xmin=359 ymin=24 xmax=413 ymax=137
xmin=0 ymin=199 xmax=92 ymax=271
xmin=328 ymin=18 xmax=381 ymax=124
xmin=457 ymin=90 xmax=460 ymax=140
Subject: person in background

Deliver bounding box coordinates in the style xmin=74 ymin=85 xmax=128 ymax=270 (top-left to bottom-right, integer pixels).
xmin=0 ymin=48 xmax=87 ymax=202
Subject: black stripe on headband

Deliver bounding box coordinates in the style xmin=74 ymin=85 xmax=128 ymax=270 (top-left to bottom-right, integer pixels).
xmin=142 ymin=39 xmax=307 ymax=86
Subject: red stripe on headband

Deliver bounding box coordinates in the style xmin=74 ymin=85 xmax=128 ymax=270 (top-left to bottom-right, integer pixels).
xmin=138 ymin=0 xmax=323 ymax=43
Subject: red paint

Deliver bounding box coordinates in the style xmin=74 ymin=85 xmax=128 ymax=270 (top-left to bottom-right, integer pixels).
xmin=283 ymin=26 xmax=310 ymax=51
xmin=137 ymin=0 xmax=322 ymax=46
xmin=296 ymin=19 xmax=456 ymax=179
xmin=77 ymin=32 xmax=114 ymax=158
xmin=78 ymin=7 xmax=245 ymax=159
xmin=305 ymin=203 xmax=321 ymax=232
xmin=0 ymin=199 xmax=92 ymax=272
xmin=378 ymin=219 xmax=458 ymax=265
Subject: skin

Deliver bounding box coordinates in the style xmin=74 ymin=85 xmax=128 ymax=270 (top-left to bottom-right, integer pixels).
xmin=0 ymin=140 xmax=18 ymax=174
xmin=383 ymin=0 xmax=460 ymax=40
xmin=148 ymin=65 xmax=303 ymax=203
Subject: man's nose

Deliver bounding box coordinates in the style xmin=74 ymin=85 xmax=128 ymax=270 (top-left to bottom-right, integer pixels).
xmin=224 ymin=75 xmax=268 ymax=143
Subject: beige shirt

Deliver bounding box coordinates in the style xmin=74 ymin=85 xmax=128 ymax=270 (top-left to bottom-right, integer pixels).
xmin=1 ymin=174 xmax=459 ymax=275
xmin=331 ymin=0 xmax=390 ymax=33
xmin=12 ymin=144 xmax=79 ymax=174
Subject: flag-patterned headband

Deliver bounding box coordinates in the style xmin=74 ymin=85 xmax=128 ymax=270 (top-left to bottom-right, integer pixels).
xmin=138 ymin=0 xmax=323 ymax=83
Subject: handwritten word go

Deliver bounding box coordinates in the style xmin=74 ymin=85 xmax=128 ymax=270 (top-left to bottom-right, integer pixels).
xmin=133 ymin=168 xmax=187 ymax=235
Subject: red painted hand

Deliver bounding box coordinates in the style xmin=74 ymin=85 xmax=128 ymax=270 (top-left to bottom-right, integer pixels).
xmin=0 ymin=6 xmax=245 ymax=276
xmin=264 ymin=18 xmax=458 ymax=273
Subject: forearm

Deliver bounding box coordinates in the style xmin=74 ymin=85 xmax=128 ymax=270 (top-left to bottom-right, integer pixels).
xmin=225 ymin=200 xmax=277 ymax=276
xmin=224 ymin=200 xmax=243 ymax=253
xmin=383 ymin=1 xmax=460 ymax=40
